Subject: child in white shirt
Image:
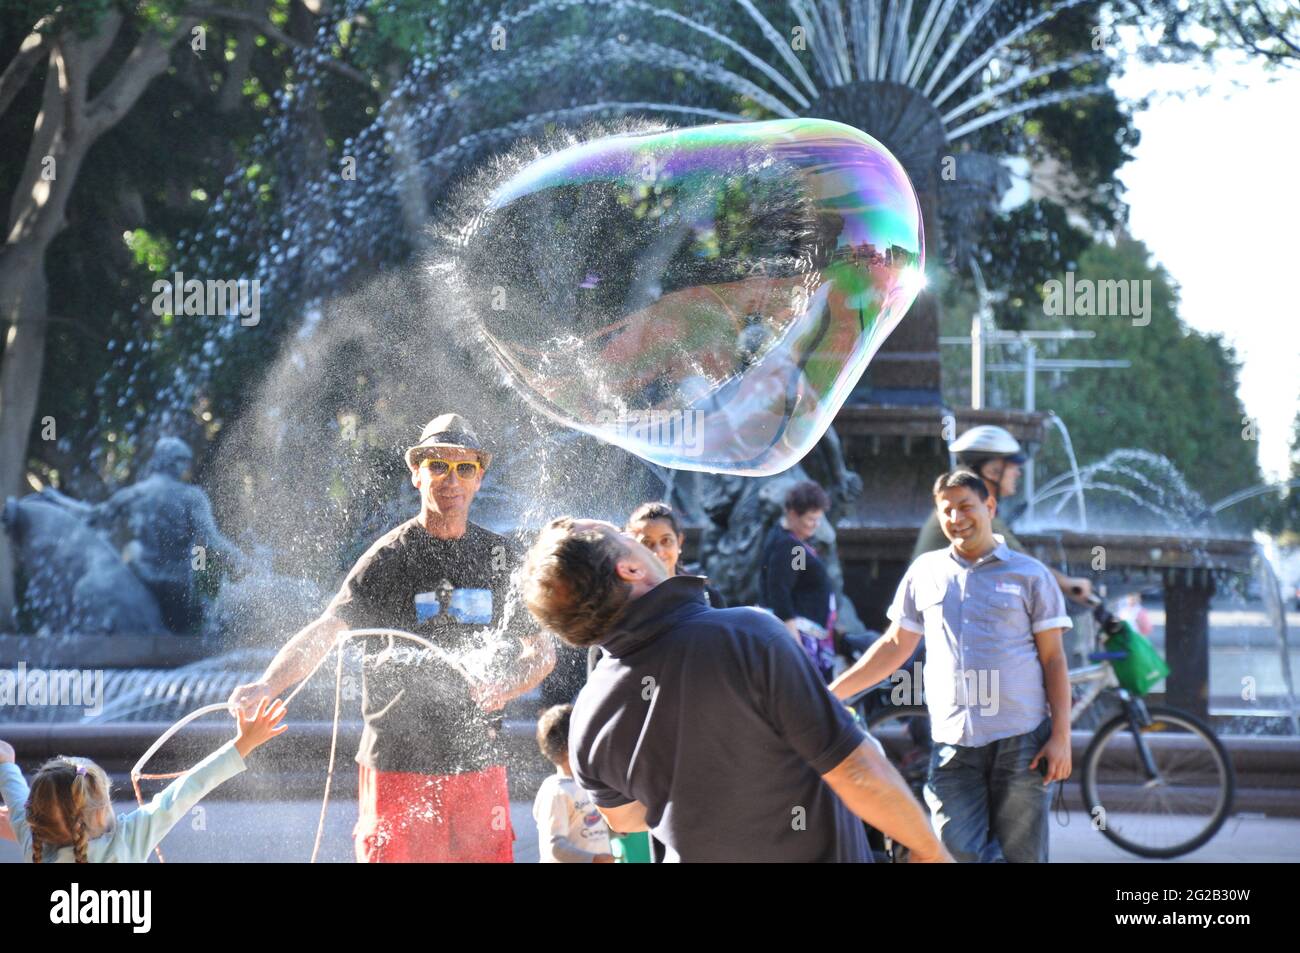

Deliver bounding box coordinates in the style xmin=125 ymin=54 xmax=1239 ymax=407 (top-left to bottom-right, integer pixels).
xmin=0 ymin=697 xmax=286 ymax=862
xmin=532 ymin=704 xmax=613 ymax=863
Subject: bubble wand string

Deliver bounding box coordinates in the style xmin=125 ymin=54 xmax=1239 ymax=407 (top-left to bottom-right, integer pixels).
xmin=130 ymin=628 xmax=470 ymax=863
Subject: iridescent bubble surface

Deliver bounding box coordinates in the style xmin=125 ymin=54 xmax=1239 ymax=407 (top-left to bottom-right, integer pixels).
xmin=453 ymin=118 xmax=924 ymax=475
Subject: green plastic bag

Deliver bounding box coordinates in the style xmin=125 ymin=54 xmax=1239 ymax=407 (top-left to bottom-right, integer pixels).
xmin=610 ymin=831 xmax=652 ymax=863
xmin=1105 ymin=619 xmax=1170 ymax=696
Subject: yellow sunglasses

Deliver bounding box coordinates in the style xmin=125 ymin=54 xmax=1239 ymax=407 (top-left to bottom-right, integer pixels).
xmin=418 ymin=457 xmax=484 ymax=479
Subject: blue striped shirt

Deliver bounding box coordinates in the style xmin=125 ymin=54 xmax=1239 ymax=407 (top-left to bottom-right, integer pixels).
xmin=887 ymin=535 xmax=1072 ymax=746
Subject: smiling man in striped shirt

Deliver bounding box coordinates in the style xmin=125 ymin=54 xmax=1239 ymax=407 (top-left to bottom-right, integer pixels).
xmin=830 ymin=469 xmax=1073 ymax=862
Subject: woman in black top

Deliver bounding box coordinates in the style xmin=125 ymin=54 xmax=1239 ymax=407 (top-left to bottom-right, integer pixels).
xmin=759 ymin=481 xmax=837 ymax=682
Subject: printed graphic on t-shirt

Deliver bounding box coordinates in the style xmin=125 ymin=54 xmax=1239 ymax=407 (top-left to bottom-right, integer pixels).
xmin=449 ymin=588 xmax=493 ymax=624
xmin=564 ymin=782 xmax=611 ymax=853
xmin=414 ymin=591 xmax=441 ymax=622
xmin=413 ymin=587 xmax=494 ymax=624
xmin=580 ymin=806 xmax=605 ymax=837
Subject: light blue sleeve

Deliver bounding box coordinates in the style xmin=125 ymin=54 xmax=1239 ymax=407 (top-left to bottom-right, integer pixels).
xmin=886 ymin=562 xmax=924 ymax=634
xmin=0 ymin=763 xmax=35 ymax=860
xmin=116 ymin=740 xmax=246 ymax=862
xmin=1027 ymin=562 xmax=1073 ymax=634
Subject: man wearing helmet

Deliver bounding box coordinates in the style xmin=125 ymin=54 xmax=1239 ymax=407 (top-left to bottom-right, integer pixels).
xmin=913 ymin=425 xmax=1092 ymax=605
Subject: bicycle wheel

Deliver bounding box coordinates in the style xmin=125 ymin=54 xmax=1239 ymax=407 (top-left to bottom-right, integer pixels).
xmin=865 ymin=703 xmax=931 ymax=794
xmin=1081 ymin=704 xmax=1235 ymax=858
xmin=866 ymin=702 xmax=929 ymax=733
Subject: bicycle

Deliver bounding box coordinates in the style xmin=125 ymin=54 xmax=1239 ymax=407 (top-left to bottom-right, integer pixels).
xmin=854 ymin=596 xmax=1236 ymax=859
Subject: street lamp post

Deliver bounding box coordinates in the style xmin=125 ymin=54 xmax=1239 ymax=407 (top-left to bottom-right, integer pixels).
xmin=941 ymin=327 xmax=1130 ymax=520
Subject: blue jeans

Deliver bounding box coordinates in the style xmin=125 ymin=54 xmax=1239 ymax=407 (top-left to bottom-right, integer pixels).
xmin=923 ymin=717 xmax=1052 ymax=863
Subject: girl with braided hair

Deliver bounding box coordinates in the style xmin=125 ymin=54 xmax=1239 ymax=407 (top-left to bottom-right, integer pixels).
xmin=0 ymin=698 xmax=286 ymax=862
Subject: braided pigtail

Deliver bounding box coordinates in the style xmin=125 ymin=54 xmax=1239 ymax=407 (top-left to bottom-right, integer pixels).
xmin=26 ymin=757 xmax=112 ymax=863
xmin=72 ymin=817 xmax=89 ymax=864
xmin=70 ymin=771 xmax=89 ymax=863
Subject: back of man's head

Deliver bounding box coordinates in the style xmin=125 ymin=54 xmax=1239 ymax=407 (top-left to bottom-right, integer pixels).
xmin=523 ymin=517 xmax=633 ymax=648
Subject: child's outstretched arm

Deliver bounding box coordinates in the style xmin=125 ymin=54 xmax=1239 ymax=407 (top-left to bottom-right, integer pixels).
xmin=0 ymin=740 xmax=33 ymax=855
xmin=119 ymin=699 xmax=287 ymax=862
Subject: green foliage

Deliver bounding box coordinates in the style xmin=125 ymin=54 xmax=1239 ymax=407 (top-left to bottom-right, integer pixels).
xmin=980 ymin=200 xmax=1096 ymax=328
xmin=6 ymin=0 xmax=117 ymax=35
xmin=972 ymin=0 xmax=1140 ymax=232
xmin=943 ymin=235 xmax=1264 ymax=515
xmin=3 ymin=0 xmax=1263 ymax=543
xmin=1120 ymin=0 xmax=1300 ymax=68
xmin=124 ymin=228 xmax=171 ymax=274
xmin=5 ymin=0 xmax=191 ymax=37
xmin=1261 ymin=407 xmax=1300 ymax=540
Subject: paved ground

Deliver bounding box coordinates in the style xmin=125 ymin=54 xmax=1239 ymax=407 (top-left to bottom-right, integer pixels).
xmin=3 ymin=601 xmax=1293 ymax=863
xmin=3 ymin=797 xmax=1295 ymax=863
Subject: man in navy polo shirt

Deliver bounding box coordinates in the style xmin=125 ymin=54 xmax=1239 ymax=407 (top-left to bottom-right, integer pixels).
xmin=521 ymin=517 xmax=951 ymax=863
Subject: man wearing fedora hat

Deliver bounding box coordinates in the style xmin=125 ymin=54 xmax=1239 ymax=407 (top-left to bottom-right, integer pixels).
xmin=229 ymin=413 xmax=554 ymax=862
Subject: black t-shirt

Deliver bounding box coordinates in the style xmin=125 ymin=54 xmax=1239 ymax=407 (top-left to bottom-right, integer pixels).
xmin=571 ymin=576 xmax=871 ymax=863
xmin=326 ymin=518 xmax=526 ymax=774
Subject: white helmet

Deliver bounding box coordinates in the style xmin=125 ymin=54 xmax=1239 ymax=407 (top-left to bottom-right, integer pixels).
xmin=949 ymin=425 xmax=1026 ymax=463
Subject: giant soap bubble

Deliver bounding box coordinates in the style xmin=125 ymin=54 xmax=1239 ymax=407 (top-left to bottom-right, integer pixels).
xmin=452 ymin=118 xmax=924 ymax=476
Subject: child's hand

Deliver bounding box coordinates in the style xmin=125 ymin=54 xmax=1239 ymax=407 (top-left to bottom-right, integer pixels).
xmin=0 ymin=806 xmax=14 ymax=843
xmin=0 ymin=739 xmax=14 ymax=764
xmin=233 ymin=697 xmax=288 ymax=759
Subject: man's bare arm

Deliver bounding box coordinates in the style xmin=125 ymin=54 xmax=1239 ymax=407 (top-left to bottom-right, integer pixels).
xmin=1050 ymin=568 xmax=1092 ymax=604
xmin=598 ymin=799 xmax=649 ymax=834
xmin=469 ymin=632 xmax=556 ymax=711
xmin=827 ymin=622 xmax=922 ymax=702
xmin=227 ymin=613 xmax=347 ymax=715
xmin=1031 ymin=626 xmax=1073 ymax=783
xmin=822 ymin=739 xmax=953 ymax=862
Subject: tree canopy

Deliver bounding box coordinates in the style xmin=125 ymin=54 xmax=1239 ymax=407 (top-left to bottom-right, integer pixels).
xmin=0 ymin=0 xmax=1278 ymax=531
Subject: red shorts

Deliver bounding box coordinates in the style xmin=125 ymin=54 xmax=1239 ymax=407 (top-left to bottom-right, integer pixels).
xmin=354 ymin=764 xmax=514 ymax=863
